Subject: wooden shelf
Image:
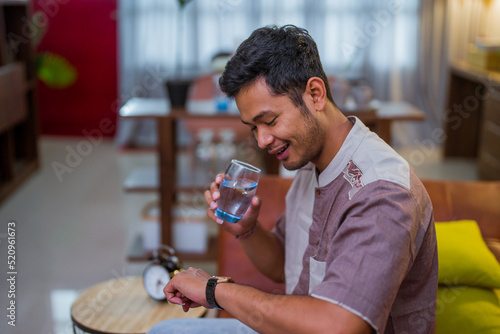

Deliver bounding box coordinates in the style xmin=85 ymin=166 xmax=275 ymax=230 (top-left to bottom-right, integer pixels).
xmin=373 ymin=101 xmax=426 ymax=121
xmin=119 ymin=97 xmax=170 ymax=118
xmin=450 ymin=59 xmax=500 ymax=85
xmin=26 ymin=78 xmax=36 ymax=91
xmin=117 ymin=146 xmax=158 ymax=154
xmin=127 ymin=233 xmax=218 ymax=262
xmin=123 ymin=166 xmax=159 ymax=192
xmin=123 ymin=165 xmax=216 ymax=193
xmin=0 ymin=62 xmax=28 ymax=133
xmin=119 ymin=97 xmax=244 ymax=121
xmin=123 ymin=161 xmax=222 ymax=193
xmin=0 ymin=2 xmax=39 ymax=205
xmin=120 ymin=97 xmax=271 ymax=261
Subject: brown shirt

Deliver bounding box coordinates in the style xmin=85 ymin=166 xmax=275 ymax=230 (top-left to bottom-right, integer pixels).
xmin=273 ymin=117 xmax=438 ymax=333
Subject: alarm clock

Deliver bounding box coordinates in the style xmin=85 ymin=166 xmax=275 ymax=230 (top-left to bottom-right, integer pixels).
xmin=143 ymin=245 xmax=183 ymax=301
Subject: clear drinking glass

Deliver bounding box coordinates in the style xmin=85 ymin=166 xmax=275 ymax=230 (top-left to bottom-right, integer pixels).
xmin=214 ymin=159 xmax=261 ymax=223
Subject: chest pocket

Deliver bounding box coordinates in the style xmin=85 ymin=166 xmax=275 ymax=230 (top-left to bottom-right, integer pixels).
xmin=309 ymin=257 xmax=326 ymax=295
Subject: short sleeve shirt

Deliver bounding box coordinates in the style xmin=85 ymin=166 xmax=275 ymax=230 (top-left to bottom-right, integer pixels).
xmin=272 ymin=117 xmax=438 ymax=334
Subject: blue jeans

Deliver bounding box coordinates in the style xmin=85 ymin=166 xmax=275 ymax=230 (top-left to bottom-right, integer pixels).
xmin=148 ymin=318 xmax=259 ymax=334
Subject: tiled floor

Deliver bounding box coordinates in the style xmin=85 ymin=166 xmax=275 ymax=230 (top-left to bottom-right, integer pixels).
xmin=0 ymin=135 xmax=477 ymax=334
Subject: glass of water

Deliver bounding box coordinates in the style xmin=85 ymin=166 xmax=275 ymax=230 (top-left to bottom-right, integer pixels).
xmin=214 ymin=159 xmax=261 ymax=223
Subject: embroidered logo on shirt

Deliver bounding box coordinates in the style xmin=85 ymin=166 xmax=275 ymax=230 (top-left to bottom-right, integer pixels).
xmin=343 ymin=160 xmax=364 ymax=200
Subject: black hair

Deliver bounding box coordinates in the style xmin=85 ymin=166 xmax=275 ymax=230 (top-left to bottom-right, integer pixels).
xmin=219 ymin=25 xmax=334 ymax=115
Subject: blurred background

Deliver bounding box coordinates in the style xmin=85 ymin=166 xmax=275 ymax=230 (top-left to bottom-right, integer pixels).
xmin=0 ymin=0 xmax=499 ymax=333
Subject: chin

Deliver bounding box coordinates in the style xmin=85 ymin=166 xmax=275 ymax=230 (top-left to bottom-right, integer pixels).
xmin=282 ymin=147 xmax=321 ymax=171
xmin=282 ymin=159 xmax=308 ymax=171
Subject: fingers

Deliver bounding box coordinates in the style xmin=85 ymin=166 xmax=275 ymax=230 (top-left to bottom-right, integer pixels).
xmin=211 ymin=173 xmax=224 ymax=193
xmin=182 ymin=300 xmax=204 ymax=312
xmin=164 ymin=285 xmax=180 ymax=304
xmin=167 ymin=292 xmax=194 ymax=311
xmin=179 ymin=293 xmax=190 ymax=311
xmin=204 ymin=173 xmax=225 ymax=225
xmin=203 ymin=174 xmax=224 ymax=206
xmin=207 ymin=191 xmax=218 ymax=210
xmin=207 ymin=207 xmax=224 ymax=225
xmin=163 ymin=267 xmax=210 ymax=312
xmin=203 ymin=190 xmax=217 ymax=218
xmin=210 ymin=181 xmax=220 ymax=200
xmin=205 ymin=195 xmax=224 ymax=225
xmin=245 ymin=195 xmax=261 ymax=217
xmin=215 ymin=173 xmax=224 ymax=184
xmin=166 ymin=293 xmax=184 ymax=305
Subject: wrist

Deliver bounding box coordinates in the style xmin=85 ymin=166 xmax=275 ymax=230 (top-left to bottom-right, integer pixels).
xmin=236 ymin=221 xmax=259 ymax=239
xmin=206 ymin=276 xmax=234 ymax=310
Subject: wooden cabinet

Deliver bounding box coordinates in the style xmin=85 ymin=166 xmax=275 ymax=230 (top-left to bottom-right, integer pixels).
xmin=444 ymin=60 xmax=500 ymax=180
xmin=0 ymin=1 xmax=39 ymax=204
xmin=478 ymin=90 xmax=500 ymax=180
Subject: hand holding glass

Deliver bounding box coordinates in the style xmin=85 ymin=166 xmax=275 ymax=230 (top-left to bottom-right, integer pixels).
xmin=214 ymin=160 xmax=261 ymax=223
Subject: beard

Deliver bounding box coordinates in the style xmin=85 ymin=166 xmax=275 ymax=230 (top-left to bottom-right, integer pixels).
xmin=282 ymin=113 xmax=325 ymax=171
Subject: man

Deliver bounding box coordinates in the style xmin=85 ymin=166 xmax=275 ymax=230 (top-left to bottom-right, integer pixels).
xmin=149 ymin=25 xmax=438 ymax=334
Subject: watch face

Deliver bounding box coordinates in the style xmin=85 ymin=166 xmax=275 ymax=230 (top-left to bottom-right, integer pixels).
xmin=143 ymin=264 xmax=170 ymax=300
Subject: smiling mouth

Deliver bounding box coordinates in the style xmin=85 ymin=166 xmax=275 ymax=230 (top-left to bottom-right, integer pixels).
xmin=277 ymin=145 xmax=288 ymax=154
xmin=270 ymin=144 xmax=289 ymax=155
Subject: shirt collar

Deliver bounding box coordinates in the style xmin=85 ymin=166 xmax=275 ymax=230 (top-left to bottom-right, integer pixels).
xmin=317 ymin=116 xmax=369 ymax=187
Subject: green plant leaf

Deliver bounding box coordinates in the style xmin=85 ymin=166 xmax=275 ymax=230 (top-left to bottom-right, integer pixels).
xmin=36 ymin=52 xmax=78 ymax=89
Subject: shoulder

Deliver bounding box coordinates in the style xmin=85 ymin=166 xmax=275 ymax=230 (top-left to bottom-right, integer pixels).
xmin=352 ymin=131 xmax=410 ymax=190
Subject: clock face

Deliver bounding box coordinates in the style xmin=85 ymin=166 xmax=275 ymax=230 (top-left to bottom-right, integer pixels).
xmin=143 ymin=264 xmax=171 ymax=300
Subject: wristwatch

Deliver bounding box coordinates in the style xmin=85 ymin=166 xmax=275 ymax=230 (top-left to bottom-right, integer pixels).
xmin=206 ymin=276 xmax=234 ymax=310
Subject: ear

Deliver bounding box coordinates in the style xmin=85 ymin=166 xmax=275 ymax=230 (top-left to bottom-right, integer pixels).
xmin=305 ymin=77 xmax=327 ymax=111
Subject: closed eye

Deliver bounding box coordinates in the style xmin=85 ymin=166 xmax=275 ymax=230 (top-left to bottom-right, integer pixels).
xmin=265 ymin=117 xmax=277 ymax=126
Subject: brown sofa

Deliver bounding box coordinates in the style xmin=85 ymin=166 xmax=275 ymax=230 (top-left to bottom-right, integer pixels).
xmin=217 ymin=176 xmax=500 ymax=313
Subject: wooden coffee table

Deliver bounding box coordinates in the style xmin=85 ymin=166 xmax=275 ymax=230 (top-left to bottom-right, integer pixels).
xmin=71 ymin=276 xmax=206 ymax=334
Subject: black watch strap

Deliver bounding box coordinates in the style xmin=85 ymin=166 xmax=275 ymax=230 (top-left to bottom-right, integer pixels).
xmin=206 ymin=277 xmax=223 ymax=310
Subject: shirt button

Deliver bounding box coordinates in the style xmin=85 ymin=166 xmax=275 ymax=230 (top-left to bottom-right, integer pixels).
xmin=316 ymin=189 xmax=321 ymax=195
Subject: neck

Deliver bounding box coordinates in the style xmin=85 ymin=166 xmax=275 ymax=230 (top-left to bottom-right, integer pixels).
xmin=313 ymin=102 xmax=353 ymax=173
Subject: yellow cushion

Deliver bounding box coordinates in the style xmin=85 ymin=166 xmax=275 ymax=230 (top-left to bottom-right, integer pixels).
xmin=435 ymin=220 xmax=500 ymax=289
xmin=436 ymin=286 xmax=500 ymax=334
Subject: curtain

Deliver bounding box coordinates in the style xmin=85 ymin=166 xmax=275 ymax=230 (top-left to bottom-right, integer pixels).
xmin=391 ymin=0 xmax=450 ymax=148
xmin=448 ymin=0 xmax=500 ymax=62
xmin=116 ymin=0 xmax=426 ymax=147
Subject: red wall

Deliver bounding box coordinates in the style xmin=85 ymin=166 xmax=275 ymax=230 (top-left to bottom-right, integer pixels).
xmin=34 ymin=0 xmax=117 ymax=137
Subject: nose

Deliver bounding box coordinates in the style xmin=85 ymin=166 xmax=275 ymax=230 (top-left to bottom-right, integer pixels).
xmin=255 ymin=127 xmax=274 ymax=150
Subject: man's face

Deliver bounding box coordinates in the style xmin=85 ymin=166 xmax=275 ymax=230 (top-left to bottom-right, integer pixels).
xmin=236 ymin=78 xmax=325 ymax=171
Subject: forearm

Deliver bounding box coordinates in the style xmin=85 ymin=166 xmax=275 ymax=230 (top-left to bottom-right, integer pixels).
xmin=163 ymin=268 xmax=371 ymax=333
xmin=215 ymin=283 xmax=371 ymax=334
xmin=239 ymin=223 xmax=285 ymax=282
